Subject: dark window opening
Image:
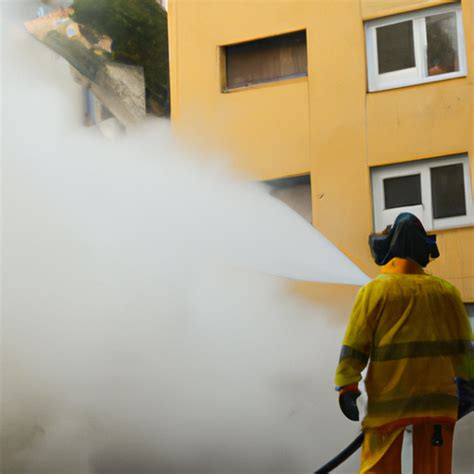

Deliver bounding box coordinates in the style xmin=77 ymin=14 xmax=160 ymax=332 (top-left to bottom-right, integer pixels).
xmin=430 ymin=164 xmax=466 ymax=218
xmin=376 ymin=20 xmax=416 ymax=74
xmin=264 ymin=174 xmax=312 ymax=223
xmin=384 ymin=174 xmax=422 ymax=209
xmin=224 ymin=30 xmax=307 ymax=90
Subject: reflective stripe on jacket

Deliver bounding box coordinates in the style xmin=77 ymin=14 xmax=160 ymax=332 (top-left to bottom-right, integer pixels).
xmin=335 ymin=263 xmax=473 ymax=429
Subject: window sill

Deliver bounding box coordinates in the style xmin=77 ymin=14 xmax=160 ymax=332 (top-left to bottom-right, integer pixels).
xmin=368 ymin=72 xmax=468 ymax=93
xmin=223 ymin=73 xmax=308 ymax=94
xmin=430 ymin=219 xmax=474 ymax=233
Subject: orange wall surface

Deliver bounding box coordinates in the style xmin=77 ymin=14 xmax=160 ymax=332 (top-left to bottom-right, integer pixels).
xmin=364 ymin=0 xmax=474 ymax=299
xmin=304 ymin=1 xmax=374 ymax=275
xmin=361 ymin=0 xmax=457 ymax=19
xmin=168 ymin=0 xmax=474 ymax=300
xmin=168 ymin=0 xmax=313 ymax=180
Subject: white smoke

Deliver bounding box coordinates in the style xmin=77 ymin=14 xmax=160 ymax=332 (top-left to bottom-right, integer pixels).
xmin=1 ymin=2 xmax=472 ymax=474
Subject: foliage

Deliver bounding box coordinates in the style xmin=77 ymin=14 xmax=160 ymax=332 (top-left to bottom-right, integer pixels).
xmin=71 ymin=0 xmax=169 ymax=115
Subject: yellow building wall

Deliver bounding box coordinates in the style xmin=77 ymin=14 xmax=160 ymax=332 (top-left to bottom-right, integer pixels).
xmin=364 ymin=0 xmax=474 ymax=300
xmin=366 ymin=81 xmax=471 ymax=167
xmin=168 ymin=0 xmax=312 ymax=180
xmin=361 ymin=0 xmax=457 ymax=19
xmin=168 ymin=0 xmax=474 ymax=301
xmin=305 ymin=1 xmax=375 ymax=276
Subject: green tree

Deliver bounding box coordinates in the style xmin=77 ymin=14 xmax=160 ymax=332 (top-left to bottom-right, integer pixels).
xmin=72 ymin=0 xmax=169 ymax=115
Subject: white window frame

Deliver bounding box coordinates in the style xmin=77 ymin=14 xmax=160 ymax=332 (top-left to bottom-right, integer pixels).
xmin=371 ymin=154 xmax=474 ymax=232
xmin=365 ymin=4 xmax=467 ymax=92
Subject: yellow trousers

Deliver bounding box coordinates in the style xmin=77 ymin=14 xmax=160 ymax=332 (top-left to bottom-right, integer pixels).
xmin=360 ymin=423 xmax=454 ymax=474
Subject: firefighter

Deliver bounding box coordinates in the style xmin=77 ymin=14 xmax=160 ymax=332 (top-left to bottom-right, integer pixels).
xmin=335 ymin=213 xmax=473 ymax=474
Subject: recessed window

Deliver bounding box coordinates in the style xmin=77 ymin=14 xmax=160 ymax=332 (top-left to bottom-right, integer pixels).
xmin=365 ymin=4 xmax=466 ymax=91
xmin=223 ymin=30 xmax=307 ymax=91
xmin=371 ymin=154 xmax=473 ymax=232
xmin=264 ymin=174 xmax=312 ymax=223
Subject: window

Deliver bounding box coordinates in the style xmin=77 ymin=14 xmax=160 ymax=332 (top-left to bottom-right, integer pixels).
xmin=264 ymin=175 xmax=312 ymax=223
xmin=371 ymin=154 xmax=473 ymax=232
xmin=223 ymin=30 xmax=307 ymax=91
xmin=365 ymin=4 xmax=466 ymax=91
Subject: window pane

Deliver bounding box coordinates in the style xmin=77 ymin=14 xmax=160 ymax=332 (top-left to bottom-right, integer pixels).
xmin=376 ymin=21 xmax=416 ymax=74
xmin=427 ymin=12 xmax=459 ymax=76
xmin=431 ymin=164 xmax=466 ymax=218
xmin=384 ymin=174 xmax=422 ymax=209
xmin=225 ymin=31 xmax=307 ymax=90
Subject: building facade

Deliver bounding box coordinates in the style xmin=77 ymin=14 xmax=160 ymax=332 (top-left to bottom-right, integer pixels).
xmin=168 ymin=0 xmax=474 ymax=302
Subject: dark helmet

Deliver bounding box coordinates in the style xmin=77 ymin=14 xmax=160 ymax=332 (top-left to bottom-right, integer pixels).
xmin=369 ymin=213 xmax=440 ymax=267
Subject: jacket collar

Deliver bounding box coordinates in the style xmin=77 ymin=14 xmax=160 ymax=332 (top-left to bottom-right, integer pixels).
xmin=381 ymin=257 xmax=425 ymax=275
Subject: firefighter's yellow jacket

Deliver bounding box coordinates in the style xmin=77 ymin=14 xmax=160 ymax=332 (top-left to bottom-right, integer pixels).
xmin=335 ymin=259 xmax=473 ymax=430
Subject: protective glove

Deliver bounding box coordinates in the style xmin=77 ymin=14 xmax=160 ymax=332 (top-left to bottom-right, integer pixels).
xmin=338 ymin=384 xmax=361 ymax=422
xmin=455 ymin=377 xmax=474 ymax=420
